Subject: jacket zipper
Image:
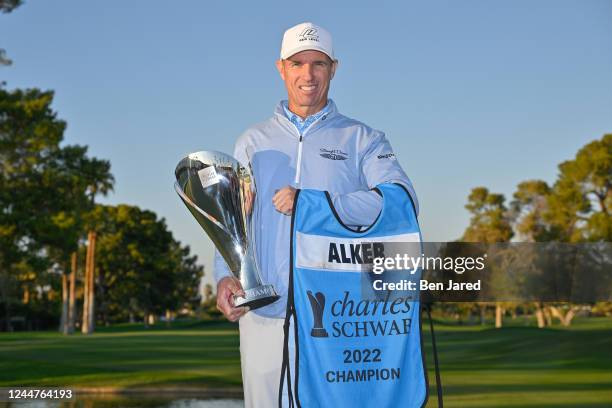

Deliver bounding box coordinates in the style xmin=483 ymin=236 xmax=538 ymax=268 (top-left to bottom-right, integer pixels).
xmin=283 ymin=112 xmax=328 ymax=186
xmin=294 ymin=135 xmax=304 ymax=185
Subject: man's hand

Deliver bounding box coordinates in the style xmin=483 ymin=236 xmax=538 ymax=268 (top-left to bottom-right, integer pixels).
xmin=243 ymin=187 xmax=255 ymax=215
xmin=273 ymin=186 xmax=297 ymax=215
xmin=216 ymin=276 xmax=249 ymax=322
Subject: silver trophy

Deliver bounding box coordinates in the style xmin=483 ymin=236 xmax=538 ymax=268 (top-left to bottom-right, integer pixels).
xmin=174 ymin=151 xmax=279 ymax=310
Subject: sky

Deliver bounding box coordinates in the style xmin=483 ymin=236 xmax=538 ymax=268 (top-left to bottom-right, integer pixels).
xmin=2 ymin=0 xmax=611 ymax=288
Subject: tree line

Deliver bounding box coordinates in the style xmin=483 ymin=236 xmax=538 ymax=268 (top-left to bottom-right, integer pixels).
xmin=458 ymin=134 xmax=610 ymax=327
xmin=0 ymin=87 xmax=203 ymax=332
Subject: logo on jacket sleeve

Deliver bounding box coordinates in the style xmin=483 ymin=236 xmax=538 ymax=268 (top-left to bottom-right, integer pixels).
xmin=377 ymin=153 xmax=396 ymax=160
xmin=320 ymin=148 xmax=348 ymax=161
xmin=307 ymin=291 xmax=329 ymax=337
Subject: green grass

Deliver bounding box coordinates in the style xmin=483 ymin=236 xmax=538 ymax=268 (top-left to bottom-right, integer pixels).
xmin=0 ymin=321 xmax=243 ymax=389
xmin=1 ymin=318 xmax=611 ymax=407
xmin=424 ymin=317 xmax=612 ymax=407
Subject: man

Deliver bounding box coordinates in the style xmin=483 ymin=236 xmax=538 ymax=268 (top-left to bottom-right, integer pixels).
xmin=214 ymin=22 xmax=418 ymax=407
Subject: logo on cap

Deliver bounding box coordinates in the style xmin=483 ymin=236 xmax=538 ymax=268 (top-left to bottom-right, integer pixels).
xmin=298 ymin=27 xmax=319 ymax=43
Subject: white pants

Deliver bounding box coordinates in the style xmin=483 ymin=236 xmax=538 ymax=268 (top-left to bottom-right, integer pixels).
xmin=239 ymin=311 xmax=286 ymax=408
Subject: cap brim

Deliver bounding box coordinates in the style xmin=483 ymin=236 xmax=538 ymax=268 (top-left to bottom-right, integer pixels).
xmin=281 ymin=44 xmax=335 ymax=61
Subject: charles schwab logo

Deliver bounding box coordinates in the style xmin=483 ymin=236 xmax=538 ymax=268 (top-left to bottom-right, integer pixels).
xmin=298 ymin=27 xmax=319 ymax=42
xmin=320 ymin=148 xmax=348 ymax=161
xmin=306 ymin=289 xmax=413 ymax=339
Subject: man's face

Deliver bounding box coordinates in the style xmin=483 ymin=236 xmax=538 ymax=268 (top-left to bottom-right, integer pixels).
xmin=276 ymin=50 xmax=337 ymax=117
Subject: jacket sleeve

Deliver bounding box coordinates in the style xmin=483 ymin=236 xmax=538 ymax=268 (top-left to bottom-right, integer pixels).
xmin=329 ymin=130 xmax=418 ymax=226
xmin=359 ymin=130 xmax=419 ymax=215
xmin=330 ymin=190 xmax=383 ymax=226
xmin=233 ymin=132 xmax=251 ymax=169
xmin=213 ymin=249 xmax=233 ymax=284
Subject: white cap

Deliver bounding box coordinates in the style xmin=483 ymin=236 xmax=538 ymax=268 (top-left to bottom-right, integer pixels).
xmin=280 ymin=22 xmax=335 ymax=61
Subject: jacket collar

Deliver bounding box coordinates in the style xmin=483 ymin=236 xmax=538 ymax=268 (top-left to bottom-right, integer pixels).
xmin=273 ymin=99 xmax=340 ymax=137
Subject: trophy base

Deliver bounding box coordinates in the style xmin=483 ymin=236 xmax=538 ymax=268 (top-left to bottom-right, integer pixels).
xmin=234 ymin=285 xmax=280 ymax=310
xmin=311 ymin=327 xmax=329 ymax=338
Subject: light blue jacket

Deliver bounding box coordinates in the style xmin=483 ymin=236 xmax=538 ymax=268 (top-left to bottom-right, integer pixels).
xmin=214 ymin=99 xmax=418 ymax=318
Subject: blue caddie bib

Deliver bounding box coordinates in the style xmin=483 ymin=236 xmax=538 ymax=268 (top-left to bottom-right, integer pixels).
xmin=280 ymin=183 xmax=428 ymax=407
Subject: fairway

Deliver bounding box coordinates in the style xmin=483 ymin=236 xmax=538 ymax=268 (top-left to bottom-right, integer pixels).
xmin=1 ymin=318 xmax=611 ymax=407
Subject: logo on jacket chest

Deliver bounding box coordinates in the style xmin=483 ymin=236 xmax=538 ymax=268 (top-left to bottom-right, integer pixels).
xmin=320 ymin=147 xmax=348 ymax=161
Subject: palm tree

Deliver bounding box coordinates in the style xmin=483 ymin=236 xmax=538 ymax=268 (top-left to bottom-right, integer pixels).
xmin=80 ymin=157 xmax=114 ymax=335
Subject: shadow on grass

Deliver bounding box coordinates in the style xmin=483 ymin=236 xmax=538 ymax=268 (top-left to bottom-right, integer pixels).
xmin=439 ymin=382 xmax=612 ymax=395
xmin=0 ymin=326 xmax=242 ymax=386
xmin=94 ymin=320 xmax=238 ymax=333
xmin=425 ymin=326 xmax=612 ymax=371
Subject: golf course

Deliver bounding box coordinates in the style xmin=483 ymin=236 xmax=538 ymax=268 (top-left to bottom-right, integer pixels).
xmin=1 ymin=317 xmax=611 ymax=407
